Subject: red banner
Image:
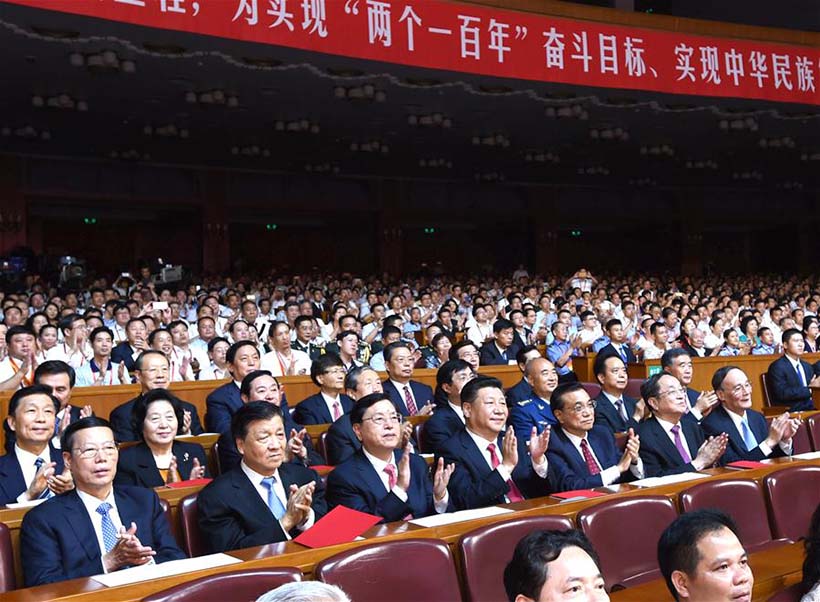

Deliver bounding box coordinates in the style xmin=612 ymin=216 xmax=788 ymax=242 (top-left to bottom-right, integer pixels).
xmin=3 ymin=0 xmax=818 ymax=105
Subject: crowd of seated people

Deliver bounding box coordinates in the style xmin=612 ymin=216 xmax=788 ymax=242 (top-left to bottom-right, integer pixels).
xmin=1 ymin=265 xmax=820 ymax=588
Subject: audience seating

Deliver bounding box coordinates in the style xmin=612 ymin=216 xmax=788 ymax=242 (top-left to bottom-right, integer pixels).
xmin=459 ymin=515 xmax=574 ymax=602
xmin=761 ymin=373 xmax=774 ymax=407
xmin=580 ymin=382 xmax=602 ymax=399
xmin=807 ymin=414 xmax=820 ymax=451
xmin=315 ymin=538 xmax=461 ymax=602
xmin=766 ymin=416 xmax=813 ymax=454
xmin=576 ymin=495 xmax=677 ymax=590
xmin=766 ymin=583 xmax=805 ymax=602
xmin=142 ymin=567 xmax=302 ymax=602
xmin=209 ymin=441 xmax=222 ymax=476
xmin=624 ymin=378 xmax=643 ymax=400
xmin=763 ymin=465 xmax=820 ymax=540
xmin=414 ymin=422 xmax=429 ymax=454
xmin=0 ymin=522 xmax=15 ymax=593
xmin=178 ymin=494 xmax=205 ymax=558
xmin=679 ymin=479 xmax=789 ymax=553
xmin=317 ymin=432 xmax=329 ymax=464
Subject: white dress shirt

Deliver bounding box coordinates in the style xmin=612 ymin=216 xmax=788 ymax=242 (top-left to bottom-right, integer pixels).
xmin=724 ymin=407 xmax=792 ymax=456
xmin=361 ymin=448 xmax=449 ymax=514
xmin=320 ymin=392 xmax=344 ymax=422
xmin=14 ymin=445 xmax=51 ymax=503
xmin=76 ymin=488 xmax=126 ymax=572
xmin=562 ymin=430 xmax=644 ymax=485
xmin=447 ymin=402 xmax=466 ymax=424
xmin=240 ymin=461 xmax=314 ymax=536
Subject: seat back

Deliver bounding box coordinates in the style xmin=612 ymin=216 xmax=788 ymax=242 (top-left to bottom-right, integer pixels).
xmin=142 ymin=567 xmax=302 ymax=602
xmin=761 ymin=372 xmax=773 ymax=407
xmin=459 ymin=515 xmax=574 ymax=602
xmin=808 ymin=415 xmax=820 ymax=451
xmin=179 ymin=493 xmax=206 ymax=557
xmin=315 ymin=538 xmax=461 ymax=602
xmin=211 ymin=441 xmax=222 ymax=476
xmin=577 ymin=495 xmax=678 ymax=590
xmin=414 ymin=421 xmax=429 ymax=454
xmin=679 ymin=479 xmax=780 ymax=552
xmin=763 ymin=465 xmax=820 ymax=540
xmin=624 ymin=378 xmax=644 ymax=400
xmin=766 ymin=417 xmax=812 ymax=454
xmin=580 ymin=382 xmax=602 ymax=399
xmin=0 ymin=522 xmax=15 ymax=593
xmin=317 ymin=431 xmax=329 ymax=464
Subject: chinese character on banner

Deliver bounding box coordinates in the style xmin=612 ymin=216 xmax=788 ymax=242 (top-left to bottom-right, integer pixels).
xmin=571 ymin=32 xmax=591 ymax=72
xmin=749 ymin=51 xmax=769 ymax=88
xmin=795 ymin=56 xmax=816 ymax=92
xmin=115 ymin=0 xmax=146 ymax=6
xmin=772 ymin=54 xmax=793 ymax=90
xmin=233 ymin=0 xmax=258 ymax=25
xmin=459 ymin=15 xmax=481 ymax=60
xmin=699 ymin=46 xmax=721 ymax=84
xmin=674 ymin=44 xmax=696 ymax=82
xmin=624 ymin=37 xmax=649 ymax=77
xmin=301 ymin=0 xmax=327 ymax=37
xmin=542 ymin=27 xmax=565 ymax=70
xmin=267 ymin=0 xmax=295 ymax=31
xmin=399 ymin=6 xmax=422 ymax=52
xmin=367 ymin=0 xmax=392 ymax=47
xmin=487 ymin=19 xmax=510 ymax=63
xmin=160 ymin=0 xmax=193 ymax=14
xmin=599 ymin=34 xmax=618 ymax=74
xmin=724 ymin=49 xmax=744 ymax=86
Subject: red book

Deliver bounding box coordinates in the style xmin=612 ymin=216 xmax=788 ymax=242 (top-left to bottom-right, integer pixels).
xmin=727 ymin=461 xmax=769 ymax=470
xmin=165 ymin=478 xmax=213 ymax=489
xmin=551 ymin=489 xmax=608 ymax=500
xmin=294 ymin=505 xmax=382 ymax=549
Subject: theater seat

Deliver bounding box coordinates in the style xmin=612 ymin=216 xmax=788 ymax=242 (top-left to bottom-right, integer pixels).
xmin=315 ymin=538 xmax=461 ymax=602
xmin=679 ymin=479 xmax=789 ymax=553
xmin=414 ymin=421 xmax=429 ymax=454
xmin=142 ymin=567 xmax=302 ymax=602
xmin=211 ymin=441 xmax=222 ymax=476
xmin=0 ymin=522 xmax=15 ymax=593
xmin=179 ymin=493 xmax=205 ymax=557
xmin=807 ymin=414 xmax=820 ymax=451
xmin=624 ymin=378 xmax=643 ymax=400
xmin=577 ymin=495 xmax=677 ymax=590
xmin=581 ymin=382 xmax=602 ymax=399
xmin=763 ymin=465 xmax=820 ymax=540
xmin=459 ymin=515 xmax=574 ymax=602
xmin=317 ymin=431 xmax=329 ymax=464
xmin=766 ymin=416 xmax=812 ymax=454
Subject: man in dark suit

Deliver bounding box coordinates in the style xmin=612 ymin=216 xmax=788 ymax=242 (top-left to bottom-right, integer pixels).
xmin=596 ymin=319 xmax=638 ymax=364
xmin=422 ymin=360 xmax=475 ymax=455
xmin=326 ymin=393 xmax=454 ymax=522
xmin=437 ymin=376 xmax=553 ymax=510
xmin=509 ymin=358 xmax=559 ymax=436
xmin=703 ymin=366 xmax=800 ymax=464
xmin=293 ymin=353 xmax=355 ymax=425
xmin=291 ymin=315 xmax=323 ymax=360
xmin=661 ymin=348 xmax=719 ymax=420
xmin=108 ymin=351 xmax=203 ymax=442
xmin=205 ymin=340 xmax=261 ymax=434
xmin=592 ymin=353 xmax=644 ymax=434
xmin=197 ymin=402 xmax=326 ymax=553
xmin=479 ymin=318 xmax=521 ymax=366
xmin=326 ymin=366 xmax=382 ymax=465
xmin=110 ymin=317 xmax=148 ymax=373
xmin=382 ymin=341 xmax=435 ymax=417
xmin=0 ymin=385 xmax=73 ymax=505
xmin=504 ymin=346 xmax=541 ymax=406
xmin=20 ymin=416 xmax=185 ymax=586
xmin=638 ymin=373 xmax=728 ymax=477
xmin=547 ymin=382 xmax=643 ymax=492
xmin=767 ymin=328 xmax=820 ymax=411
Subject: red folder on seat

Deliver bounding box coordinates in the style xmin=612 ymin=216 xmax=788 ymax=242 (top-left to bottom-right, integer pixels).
xmin=294 ymin=505 xmax=382 ymax=548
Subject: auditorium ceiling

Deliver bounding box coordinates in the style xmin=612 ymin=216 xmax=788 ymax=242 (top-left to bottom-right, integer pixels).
xmin=0 ymin=2 xmax=817 ymax=193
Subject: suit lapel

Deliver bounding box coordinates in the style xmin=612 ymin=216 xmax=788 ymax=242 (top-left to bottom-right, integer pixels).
xmin=650 ymin=419 xmax=687 ymax=465
xmin=62 ymin=490 xmax=102 ymax=561
xmin=172 ymin=442 xmax=193 ymax=479
xmin=715 ymin=406 xmax=744 ymax=451
xmin=460 ymin=430 xmax=491 ymax=477
xmin=354 ymin=451 xmax=391 ymax=496
xmin=0 ymin=455 xmax=26 ymax=502
xmin=316 ymin=395 xmax=333 ymax=424
xmin=231 ymin=468 xmax=274 ymax=516
xmin=384 ymin=381 xmax=408 ymax=415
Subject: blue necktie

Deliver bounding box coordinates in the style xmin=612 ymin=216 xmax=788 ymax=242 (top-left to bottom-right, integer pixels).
xmin=33 ymin=457 xmax=53 ymax=500
xmin=620 ymin=346 xmax=628 ymax=363
xmin=95 ymin=502 xmax=119 ymax=553
xmin=796 ymin=362 xmax=807 ymax=386
xmin=260 ymin=476 xmax=287 ymax=519
xmin=739 ymin=416 xmax=757 ymax=452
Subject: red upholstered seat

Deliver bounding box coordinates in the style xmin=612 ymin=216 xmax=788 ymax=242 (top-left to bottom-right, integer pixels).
xmin=142 ymin=567 xmax=302 ymax=602
xmin=315 ymin=538 xmax=461 ymax=602
xmin=581 ymin=382 xmax=602 ymax=399
xmin=318 ymin=431 xmax=329 ymax=463
xmin=179 ymin=493 xmax=205 ymax=557
xmin=414 ymin=421 xmax=430 ymax=454
xmin=0 ymin=522 xmax=15 ymax=593
xmin=807 ymin=414 xmax=820 ymax=451
xmin=765 ymin=416 xmax=812 ymax=454
xmin=763 ymin=465 xmax=820 ymax=540
xmin=624 ymin=378 xmax=643 ymax=400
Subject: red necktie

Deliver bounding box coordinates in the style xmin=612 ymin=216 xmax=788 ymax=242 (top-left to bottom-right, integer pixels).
xmin=332 ymin=400 xmax=341 ymax=421
xmin=579 ymin=439 xmax=601 ymax=476
xmin=383 ymin=463 xmax=413 ymax=521
xmin=403 ymin=385 xmax=418 ymax=416
xmin=487 ymin=443 xmax=524 ymax=502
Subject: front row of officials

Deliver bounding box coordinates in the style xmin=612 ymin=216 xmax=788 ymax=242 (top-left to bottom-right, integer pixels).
xmin=7 ymin=345 xmax=810 ymax=595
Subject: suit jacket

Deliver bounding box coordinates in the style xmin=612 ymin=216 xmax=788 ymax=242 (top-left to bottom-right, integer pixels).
xmin=597 ymin=342 xmax=637 ymax=364
xmin=701 ymin=404 xmax=786 ymax=464
xmin=421 ymin=403 xmax=465 ymax=455
xmin=548 ymin=425 xmax=630 ymax=491
xmin=382 ymin=380 xmax=435 ymax=417
xmin=767 ymin=356 xmax=816 ymax=411
xmin=479 ymin=342 xmax=520 ymax=366
xmin=109 ymin=395 xmax=203 ymax=442
xmin=3 ymin=405 xmax=84 ymax=453
xmin=21 ymin=485 xmax=185 ymax=586
xmin=638 ymin=414 xmax=709 ymax=477
xmin=293 ymin=392 xmax=355 ymax=425
xmin=205 ymin=381 xmax=243 ymax=435
xmin=197 ymin=462 xmax=327 ymax=553
xmin=110 ymin=342 xmax=139 ymax=372
xmin=505 ymin=378 xmax=533 ymax=406
xmin=436 ymin=428 xmax=552 ymax=510
xmin=324 ymin=414 xmax=361 ymax=465
xmin=681 ymin=342 xmax=712 ymax=358
xmin=114 ymin=440 xmax=209 ymax=488
xmin=326 ymin=449 xmax=451 ymax=522
xmin=593 ymin=391 xmax=640 ymax=434
xmin=0 ymin=444 xmax=65 ymax=505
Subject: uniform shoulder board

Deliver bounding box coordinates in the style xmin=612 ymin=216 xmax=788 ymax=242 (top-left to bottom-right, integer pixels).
xmin=517 ymin=399 xmax=533 ymax=407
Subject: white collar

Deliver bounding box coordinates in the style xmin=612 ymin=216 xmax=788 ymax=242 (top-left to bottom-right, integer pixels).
xmin=76 ymin=486 xmax=116 ymax=509
xmin=240 ymin=459 xmax=280 ymax=483
xmin=14 ymin=444 xmax=50 ymax=468
xmin=362 ymin=447 xmax=396 ymax=473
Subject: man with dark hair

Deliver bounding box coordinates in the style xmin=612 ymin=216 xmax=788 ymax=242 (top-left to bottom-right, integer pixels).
xmin=548 ymin=382 xmax=642 ymax=492
xmin=505 ymin=346 xmax=542 ymax=406
xmin=767 ymin=327 xmax=820 ymax=411
xmin=546 ymin=321 xmax=582 ymax=383
xmin=593 ymin=353 xmax=643 ymax=434
xmin=293 ymin=353 xmax=354 ymax=425
xmin=205 ymin=340 xmax=262 ymax=434
xmin=326 ymin=392 xmax=454 ymax=522
xmin=368 ymin=325 xmax=402 ymax=371
xmin=503 ymin=529 xmax=608 ymax=602
xmin=661 ymin=348 xmax=719 ymax=420
xmin=594 ymin=319 xmax=637 ymax=364
xmin=509 ymin=358 xmax=559 ymax=436
xmin=423 ymin=359 xmax=476 ymax=455
xmin=437 ymin=376 xmax=552 ymax=510
xmin=638 ymin=373 xmax=728 ymax=477
xmin=382 ymin=341 xmax=435 ymax=416
xmin=0 ymin=325 xmax=35 ymax=390
xmin=450 ymin=338 xmax=481 ymax=372
xmin=20 ymin=416 xmax=185 ymax=586
xmin=46 ymin=314 xmax=90 ymax=368
xmin=702 ymin=366 xmax=799 ymax=463
xmin=197 ymin=402 xmax=326 ymax=552
xmin=291 ymin=315 xmax=323 ymax=360
xmin=479 ymin=318 xmax=520 ymax=366
xmin=34 ymin=360 xmax=93 ymax=450
xmin=657 ymin=509 xmax=753 ymax=601
xmin=643 ymin=322 xmax=670 ymax=360
xmin=0 ymin=385 xmax=73 ymax=504
xmin=261 ymin=321 xmax=311 ymax=377
xmin=111 ymin=317 xmax=148 ymax=372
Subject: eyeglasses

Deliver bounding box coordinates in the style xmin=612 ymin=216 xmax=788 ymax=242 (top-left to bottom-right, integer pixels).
xmin=73 ymin=443 xmax=118 ymax=459
xmin=324 ymin=368 xmax=346 ymax=375
xmin=728 ymin=381 xmax=752 ymax=395
xmin=659 ymin=386 xmax=687 ymax=398
xmin=362 ymin=413 xmax=402 ymax=426
xmin=567 ymin=400 xmax=597 ymax=414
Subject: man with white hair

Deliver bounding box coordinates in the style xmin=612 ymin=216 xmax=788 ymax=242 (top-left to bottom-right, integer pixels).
xmin=255 ymin=581 xmax=350 ymax=602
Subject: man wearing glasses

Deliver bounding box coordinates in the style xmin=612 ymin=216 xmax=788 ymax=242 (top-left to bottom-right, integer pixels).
xmin=547 ymin=382 xmax=643 ymax=492
xmin=326 ymin=393 xmax=454 ymax=522
xmin=21 ymin=416 xmax=184 ymax=586
xmin=702 ymin=366 xmax=799 ymax=464
xmin=638 ymin=373 xmax=729 ymax=477
xmin=292 ymin=354 xmax=354 ymax=425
